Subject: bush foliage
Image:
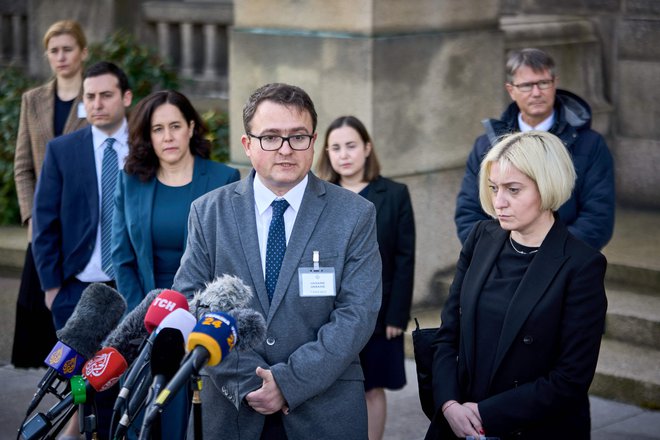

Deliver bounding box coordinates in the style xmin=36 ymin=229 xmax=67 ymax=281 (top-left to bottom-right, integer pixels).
xmin=0 ymin=66 xmax=36 ymax=225
xmin=0 ymin=31 xmax=230 ymax=225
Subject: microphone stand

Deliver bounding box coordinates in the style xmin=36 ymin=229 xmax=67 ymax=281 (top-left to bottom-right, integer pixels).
xmin=191 ymin=374 xmax=203 ymax=440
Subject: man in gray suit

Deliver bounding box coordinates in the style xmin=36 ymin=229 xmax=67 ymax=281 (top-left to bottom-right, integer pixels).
xmin=173 ymin=83 xmax=382 ymax=439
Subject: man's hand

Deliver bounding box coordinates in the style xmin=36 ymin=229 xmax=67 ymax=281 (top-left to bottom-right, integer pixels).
xmin=45 ymin=287 xmax=60 ymax=310
xmin=245 ymin=367 xmax=289 ymax=415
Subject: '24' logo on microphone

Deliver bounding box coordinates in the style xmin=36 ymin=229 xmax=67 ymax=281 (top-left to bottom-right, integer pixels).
xmin=201 ymin=313 xmax=237 ymax=350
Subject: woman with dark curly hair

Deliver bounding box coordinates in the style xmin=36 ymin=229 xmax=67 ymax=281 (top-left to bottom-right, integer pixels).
xmin=112 ymin=90 xmax=240 ymax=311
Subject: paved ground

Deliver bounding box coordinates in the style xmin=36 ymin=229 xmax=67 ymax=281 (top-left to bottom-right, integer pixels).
xmin=3 ymin=356 xmax=660 ymax=439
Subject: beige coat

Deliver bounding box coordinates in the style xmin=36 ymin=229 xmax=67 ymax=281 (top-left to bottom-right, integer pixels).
xmin=13 ymin=79 xmax=87 ymax=229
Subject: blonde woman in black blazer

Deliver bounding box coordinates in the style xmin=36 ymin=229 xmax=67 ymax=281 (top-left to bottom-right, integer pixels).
xmin=316 ymin=115 xmax=416 ymax=440
xmin=426 ymin=131 xmax=607 ymax=439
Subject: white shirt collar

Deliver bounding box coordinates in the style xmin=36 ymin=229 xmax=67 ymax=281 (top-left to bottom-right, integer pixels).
xmin=518 ymin=111 xmax=555 ymax=132
xmin=253 ymin=173 xmax=308 ymax=215
xmin=91 ymin=119 xmax=129 ymax=150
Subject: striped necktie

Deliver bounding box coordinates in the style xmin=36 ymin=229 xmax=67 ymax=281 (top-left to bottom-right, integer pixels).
xmin=100 ymin=138 xmax=118 ymax=278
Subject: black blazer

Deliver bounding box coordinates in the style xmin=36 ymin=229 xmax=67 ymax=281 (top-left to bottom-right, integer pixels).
xmin=426 ymin=219 xmax=607 ymax=439
xmin=364 ymin=176 xmax=415 ymax=332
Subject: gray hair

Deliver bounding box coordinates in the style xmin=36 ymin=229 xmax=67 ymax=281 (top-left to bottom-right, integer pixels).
xmin=506 ymin=48 xmax=556 ymax=83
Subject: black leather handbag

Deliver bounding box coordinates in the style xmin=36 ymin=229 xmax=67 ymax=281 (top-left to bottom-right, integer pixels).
xmin=412 ymin=318 xmax=439 ymax=421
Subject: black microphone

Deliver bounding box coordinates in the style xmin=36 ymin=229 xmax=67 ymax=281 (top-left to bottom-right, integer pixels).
xmin=136 ymin=328 xmax=186 ymax=440
xmin=24 ymin=283 xmax=127 ymax=416
xmin=140 ymin=312 xmax=238 ymax=437
xmin=113 ymin=315 xmax=192 ymax=439
xmin=188 ymin=274 xmax=254 ymax=319
xmin=111 ymin=289 xmax=187 ymax=414
xmin=104 ymin=289 xmax=163 ymax=365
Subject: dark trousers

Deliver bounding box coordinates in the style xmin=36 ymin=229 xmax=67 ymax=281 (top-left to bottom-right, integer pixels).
xmin=261 ymin=413 xmax=288 ymax=440
xmin=50 ymin=277 xmax=91 ymax=330
xmin=11 ymin=243 xmax=58 ymax=367
xmin=50 ymin=278 xmax=116 ymax=330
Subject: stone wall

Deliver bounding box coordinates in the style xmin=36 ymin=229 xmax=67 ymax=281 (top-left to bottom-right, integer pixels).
xmin=229 ymin=0 xmax=504 ymax=305
xmin=501 ymin=1 xmax=660 ymax=208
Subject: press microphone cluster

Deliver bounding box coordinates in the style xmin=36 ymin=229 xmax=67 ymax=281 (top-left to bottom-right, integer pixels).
xmin=21 ymin=347 xmax=129 ymax=440
xmin=19 ymin=283 xmax=129 ymax=440
xmin=140 ymin=311 xmax=238 ymax=439
xmin=109 ymin=289 xmax=193 ymax=439
xmin=137 ymin=275 xmax=267 ymax=438
xmin=23 ymin=283 xmax=127 ymax=417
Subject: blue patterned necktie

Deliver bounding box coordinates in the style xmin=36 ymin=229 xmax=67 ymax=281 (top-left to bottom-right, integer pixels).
xmin=265 ymin=199 xmax=289 ymax=302
xmin=100 ymin=138 xmax=118 ymax=278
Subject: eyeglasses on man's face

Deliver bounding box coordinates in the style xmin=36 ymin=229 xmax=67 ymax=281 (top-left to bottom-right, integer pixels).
xmin=509 ymin=78 xmax=555 ymax=93
xmin=247 ymin=133 xmax=314 ymax=151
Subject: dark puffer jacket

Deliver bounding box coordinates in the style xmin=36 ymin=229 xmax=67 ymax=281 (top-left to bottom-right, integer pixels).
xmin=454 ymin=90 xmax=615 ymax=250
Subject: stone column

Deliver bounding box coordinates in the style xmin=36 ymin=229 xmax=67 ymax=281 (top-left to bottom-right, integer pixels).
xmin=156 ymin=21 xmax=172 ymax=63
xmin=202 ymin=23 xmax=218 ymax=79
xmin=180 ymin=22 xmax=195 ymax=77
xmin=229 ymin=0 xmax=505 ymax=304
xmin=11 ymin=14 xmax=24 ymax=64
xmin=615 ymin=3 xmax=660 ymax=209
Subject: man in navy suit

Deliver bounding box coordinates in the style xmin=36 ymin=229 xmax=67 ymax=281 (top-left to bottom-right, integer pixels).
xmin=33 ymin=61 xmax=133 ymax=330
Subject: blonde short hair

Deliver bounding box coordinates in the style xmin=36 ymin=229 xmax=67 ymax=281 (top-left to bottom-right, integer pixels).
xmin=478 ymin=131 xmax=576 ymax=217
xmin=43 ymin=20 xmax=87 ymax=51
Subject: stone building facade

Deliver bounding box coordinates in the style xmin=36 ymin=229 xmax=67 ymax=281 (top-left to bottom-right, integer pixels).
xmin=2 ymin=0 xmax=658 ymax=306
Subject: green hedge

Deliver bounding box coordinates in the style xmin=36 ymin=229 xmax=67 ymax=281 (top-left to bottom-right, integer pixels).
xmin=0 ymin=66 xmax=35 ymax=225
xmin=0 ymin=31 xmax=230 ymax=225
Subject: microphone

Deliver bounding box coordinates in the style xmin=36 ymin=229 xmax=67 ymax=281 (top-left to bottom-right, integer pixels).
xmin=187 ymin=274 xmax=265 ymax=350
xmin=141 ymin=312 xmax=238 ymax=433
xmin=114 ymin=328 xmax=185 ymax=439
xmin=189 ymin=274 xmax=254 ymax=319
xmin=230 ymin=308 xmax=267 ymax=351
xmin=111 ymin=309 xmax=196 ymax=438
xmin=103 ymin=289 xmax=163 ymax=365
xmin=144 ymin=289 xmax=190 ymax=333
xmin=20 ymin=348 xmax=128 ymax=440
xmin=83 ymin=347 xmax=128 ymax=392
xmin=156 ymin=307 xmax=197 ymax=341
xmin=25 ymin=283 xmax=127 ymax=416
xmin=113 ymin=290 xmax=189 ymax=414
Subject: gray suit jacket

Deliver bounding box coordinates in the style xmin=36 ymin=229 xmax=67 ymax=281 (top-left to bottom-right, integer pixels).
xmin=173 ymin=170 xmax=382 ymax=439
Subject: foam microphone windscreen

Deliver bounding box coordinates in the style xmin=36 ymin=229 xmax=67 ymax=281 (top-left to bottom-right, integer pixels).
xmin=83 ymin=347 xmax=128 ymax=392
xmin=103 ymin=289 xmax=163 ymax=364
xmin=189 ymin=274 xmax=254 ymax=319
xmin=156 ymin=308 xmax=197 ymax=342
xmin=187 ymin=312 xmax=238 ymax=367
xmin=57 ymin=283 xmax=127 ymax=359
xmin=144 ymin=289 xmax=189 ymax=333
xmin=230 ymin=308 xmax=267 ymax=351
xmin=151 ymin=328 xmax=185 ymax=378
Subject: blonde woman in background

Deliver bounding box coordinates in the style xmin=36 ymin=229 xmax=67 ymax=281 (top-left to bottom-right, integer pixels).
xmin=12 ymin=20 xmax=88 ymax=367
